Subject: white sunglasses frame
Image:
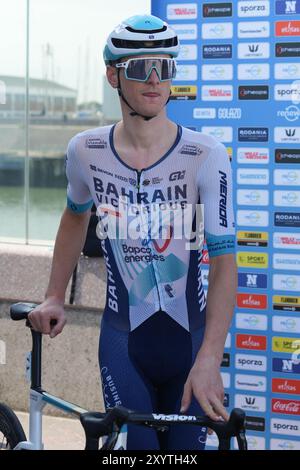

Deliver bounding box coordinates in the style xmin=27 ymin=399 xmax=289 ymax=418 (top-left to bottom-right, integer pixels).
xmin=115 ymin=57 xmax=177 ymax=82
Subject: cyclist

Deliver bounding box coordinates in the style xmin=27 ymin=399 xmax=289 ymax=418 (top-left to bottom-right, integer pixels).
xmin=28 ymin=14 xmax=237 ymax=450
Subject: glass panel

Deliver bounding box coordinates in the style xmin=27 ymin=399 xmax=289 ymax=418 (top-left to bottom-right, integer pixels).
xmin=0 ymin=1 xmax=27 ymax=243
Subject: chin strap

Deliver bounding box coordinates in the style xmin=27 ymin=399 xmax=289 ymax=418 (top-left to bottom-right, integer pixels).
xmin=117 ymin=69 xmax=171 ymax=122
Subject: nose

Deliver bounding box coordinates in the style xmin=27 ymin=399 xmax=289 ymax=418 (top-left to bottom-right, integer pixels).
xmin=146 ymin=67 xmax=160 ymax=84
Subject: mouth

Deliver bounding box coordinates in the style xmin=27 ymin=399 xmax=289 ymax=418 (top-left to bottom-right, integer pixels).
xmin=142 ymin=92 xmax=160 ymax=97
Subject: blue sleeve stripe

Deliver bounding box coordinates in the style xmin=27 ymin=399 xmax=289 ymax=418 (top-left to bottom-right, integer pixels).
xmin=205 ymin=233 xmax=236 ymax=258
xmin=67 ymin=196 xmax=93 ymax=213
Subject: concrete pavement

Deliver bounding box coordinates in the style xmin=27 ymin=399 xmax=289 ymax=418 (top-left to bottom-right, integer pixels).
xmin=15 ymin=411 xmax=85 ymax=450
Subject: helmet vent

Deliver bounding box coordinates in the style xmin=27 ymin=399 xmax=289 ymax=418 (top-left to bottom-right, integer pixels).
xmin=125 ymin=25 xmax=167 ymax=34
xmin=111 ymin=37 xmax=178 ymax=50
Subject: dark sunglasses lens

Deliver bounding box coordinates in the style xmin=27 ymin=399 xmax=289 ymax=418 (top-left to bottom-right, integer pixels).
xmin=126 ymin=58 xmax=176 ymax=81
xmin=127 ymin=59 xmax=148 ymax=80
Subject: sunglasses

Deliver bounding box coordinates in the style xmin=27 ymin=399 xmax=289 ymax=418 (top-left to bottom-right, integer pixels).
xmin=115 ymin=57 xmax=177 ymax=82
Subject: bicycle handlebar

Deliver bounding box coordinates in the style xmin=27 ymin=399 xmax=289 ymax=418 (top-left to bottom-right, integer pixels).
xmin=10 ymin=303 xmax=248 ymax=451
xmin=80 ymin=406 xmax=247 ymax=450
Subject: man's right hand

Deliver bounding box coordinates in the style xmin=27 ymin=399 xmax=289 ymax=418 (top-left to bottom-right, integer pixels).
xmin=28 ymin=297 xmax=66 ymax=338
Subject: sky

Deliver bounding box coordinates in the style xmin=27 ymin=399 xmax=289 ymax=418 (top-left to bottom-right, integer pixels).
xmin=0 ymin=0 xmax=151 ymax=103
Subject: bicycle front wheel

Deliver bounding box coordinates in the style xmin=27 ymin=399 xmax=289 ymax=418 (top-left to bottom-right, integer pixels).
xmin=0 ymin=403 xmax=26 ymax=450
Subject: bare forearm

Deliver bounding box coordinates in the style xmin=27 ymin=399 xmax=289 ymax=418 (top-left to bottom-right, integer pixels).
xmin=45 ymin=207 xmax=90 ymax=303
xmin=196 ymin=254 xmax=237 ymax=364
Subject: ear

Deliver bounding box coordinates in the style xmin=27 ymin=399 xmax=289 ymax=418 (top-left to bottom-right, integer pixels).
xmin=106 ymin=66 xmax=119 ymax=89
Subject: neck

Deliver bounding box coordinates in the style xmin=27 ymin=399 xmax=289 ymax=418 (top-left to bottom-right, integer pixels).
xmin=117 ymin=108 xmax=175 ymax=150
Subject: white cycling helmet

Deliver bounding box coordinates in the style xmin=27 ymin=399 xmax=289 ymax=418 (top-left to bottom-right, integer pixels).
xmin=103 ymin=14 xmax=180 ymax=64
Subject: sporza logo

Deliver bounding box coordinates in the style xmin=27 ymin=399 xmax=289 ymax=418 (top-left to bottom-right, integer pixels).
xmin=271 ymin=419 xmax=300 ymax=436
xmin=238 ymin=1 xmax=270 ymax=17
xmin=275 ymin=85 xmax=300 ymax=103
xmin=235 ymin=354 xmax=267 ymax=371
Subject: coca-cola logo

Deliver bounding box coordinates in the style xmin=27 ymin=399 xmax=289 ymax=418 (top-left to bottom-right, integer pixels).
xmin=202 ymin=250 xmax=209 ymax=264
xmin=272 ymin=399 xmax=300 ymax=415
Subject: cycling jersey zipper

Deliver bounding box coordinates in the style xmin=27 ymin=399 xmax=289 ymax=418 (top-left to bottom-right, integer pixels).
xmin=136 ymin=169 xmax=143 ymax=196
xmin=135 ymin=168 xmax=163 ymax=311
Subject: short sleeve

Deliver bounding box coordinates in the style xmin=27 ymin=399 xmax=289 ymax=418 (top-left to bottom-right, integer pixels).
xmin=197 ymin=143 xmax=235 ymax=258
xmin=65 ymin=136 xmax=93 ymax=213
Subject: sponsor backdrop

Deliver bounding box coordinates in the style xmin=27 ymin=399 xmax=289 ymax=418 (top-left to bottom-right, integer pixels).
xmin=152 ymin=0 xmax=300 ymax=450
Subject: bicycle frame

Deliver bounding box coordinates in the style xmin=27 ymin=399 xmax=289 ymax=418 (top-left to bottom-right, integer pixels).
xmin=13 ymin=325 xmax=88 ymax=450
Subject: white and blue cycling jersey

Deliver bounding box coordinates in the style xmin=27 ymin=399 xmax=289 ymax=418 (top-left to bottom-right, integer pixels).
xmin=66 ymin=124 xmax=235 ymax=334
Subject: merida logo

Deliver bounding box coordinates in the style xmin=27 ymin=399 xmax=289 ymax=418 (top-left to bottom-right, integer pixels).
xmin=219 ymin=171 xmax=228 ymax=227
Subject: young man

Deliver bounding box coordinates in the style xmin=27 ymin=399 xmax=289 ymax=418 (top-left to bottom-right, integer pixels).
xmin=28 ymin=14 xmax=237 ymax=450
